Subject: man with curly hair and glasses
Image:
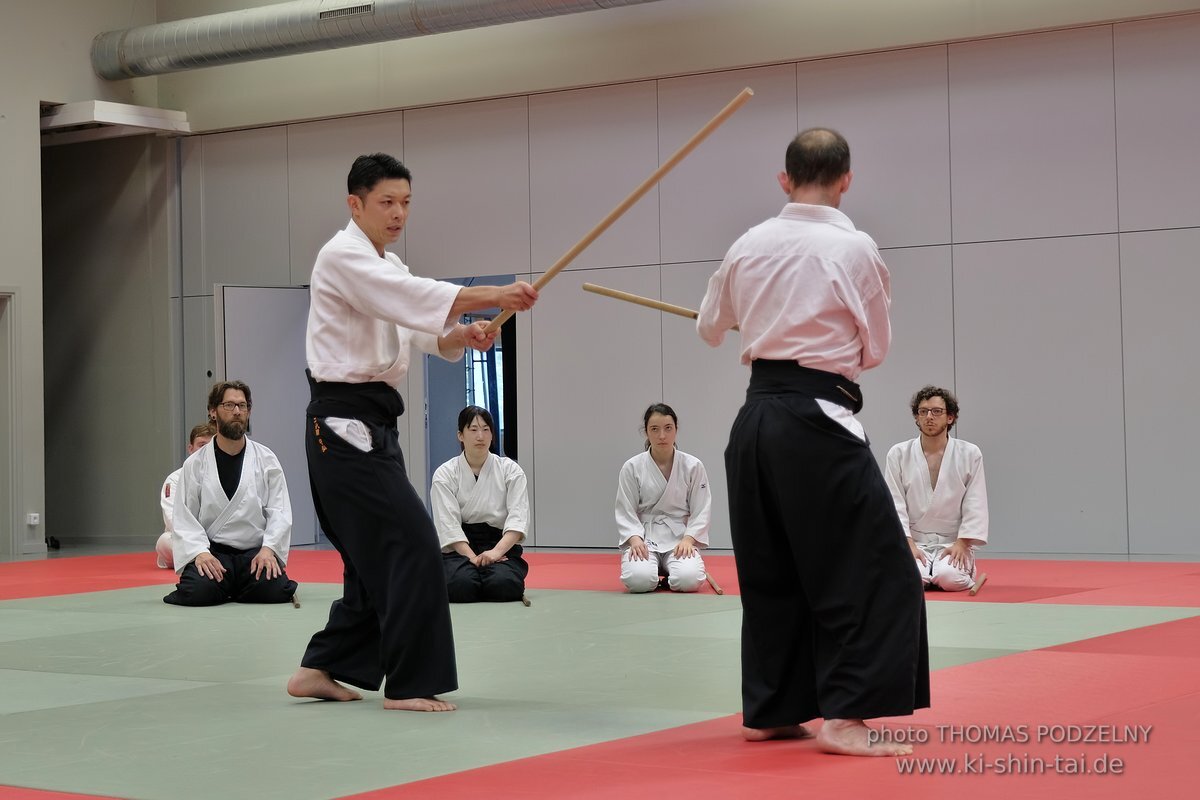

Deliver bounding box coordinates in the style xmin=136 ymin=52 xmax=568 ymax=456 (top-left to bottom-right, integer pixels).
xmin=885 ymin=385 xmax=989 ymax=592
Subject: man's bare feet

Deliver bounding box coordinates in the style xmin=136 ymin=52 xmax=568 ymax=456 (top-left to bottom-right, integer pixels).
xmin=382 ymin=696 xmax=457 ymax=712
xmin=287 ymin=667 xmax=363 ymax=702
xmin=816 ymin=719 xmax=913 ymax=756
xmin=742 ymin=724 xmax=814 ymax=742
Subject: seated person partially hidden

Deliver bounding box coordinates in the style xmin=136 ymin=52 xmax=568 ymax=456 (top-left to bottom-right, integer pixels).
xmin=884 ymin=385 xmax=988 ymax=592
xmin=432 ymin=406 xmax=529 ymax=603
xmin=164 ymin=380 xmax=297 ymax=606
xmin=156 ymin=422 xmax=216 ymax=569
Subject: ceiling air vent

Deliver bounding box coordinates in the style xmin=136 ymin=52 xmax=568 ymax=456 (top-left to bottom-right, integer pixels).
xmin=320 ymin=3 xmax=375 ymax=20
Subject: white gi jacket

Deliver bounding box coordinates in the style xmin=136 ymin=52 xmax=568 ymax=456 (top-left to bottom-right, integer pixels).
xmin=171 ymin=438 xmax=293 ymax=572
xmin=307 ymin=220 xmax=464 ymax=390
xmin=431 ymin=453 xmax=529 ymax=552
xmin=615 ymin=449 xmax=712 ymax=553
xmin=696 ymin=203 xmax=891 ymax=382
xmin=884 ymin=437 xmax=989 ymax=546
xmin=160 ymin=467 xmax=182 ymax=534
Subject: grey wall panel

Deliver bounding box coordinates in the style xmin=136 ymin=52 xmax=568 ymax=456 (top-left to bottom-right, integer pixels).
xmin=167 ymin=296 xmax=185 ymax=465
xmin=660 ymin=262 xmax=748 ymax=550
xmin=403 ymin=97 xmax=531 ymax=280
xmin=953 ymin=235 xmax=1126 ymax=554
xmin=798 ymin=46 xmax=952 ymax=250
xmin=42 ymin=136 xmax=172 ymax=542
xmin=182 ymin=295 xmax=215 ymax=437
xmin=532 ymin=266 xmax=662 ymax=548
xmin=397 ymin=367 xmax=421 ymax=498
xmin=949 ymin=27 xmax=1118 ymax=243
xmin=1120 ymin=229 xmax=1200 ymax=554
xmin=220 ymin=286 xmax=317 ymax=547
xmin=658 ymin=65 xmax=799 ymax=265
xmin=859 ymin=246 xmax=956 ymax=467
xmin=1114 ymin=15 xmax=1200 ymax=232
xmin=529 ymin=82 xmax=660 ymax=272
xmin=197 ymin=128 xmax=291 ymax=291
xmin=286 ymin=111 xmax=406 ymax=285
xmin=180 ymin=137 xmax=204 ymax=298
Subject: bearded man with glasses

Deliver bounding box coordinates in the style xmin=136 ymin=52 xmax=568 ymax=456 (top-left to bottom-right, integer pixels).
xmin=164 ymin=380 xmax=297 ymax=606
xmin=884 ymin=385 xmax=989 ymax=592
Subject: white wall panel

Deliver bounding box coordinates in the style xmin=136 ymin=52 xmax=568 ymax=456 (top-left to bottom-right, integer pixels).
xmin=532 ymin=266 xmax=662 ymax=548
xmin=1114 ymin=15 xmax=1200 ymax=231
xmin=658 ymin=65 xmax=798 ymax=264
xmin=529 ymin=82 xmax=661 ymax=272
xmin=953 ymin=235 xmax=1126 ymax=554
xmin=403 ymin=97 xmax=531 ymax=279
xmin=798 ymin=46 xmax=952 ymax=249
xmin=287 ymin=111 xmax=406 ymax=285
xmin=660 ymin=262 xmax=748 ymax=549
xmin=859 ymin=246 xmax=956 ymax=467
xmin=196 ymin=128 xmax=291 ymax=292
xmin=949 ymin=27 xmax=1118 ymax=242
xmin=1120 ymin=229 xmax=1200 ymax=554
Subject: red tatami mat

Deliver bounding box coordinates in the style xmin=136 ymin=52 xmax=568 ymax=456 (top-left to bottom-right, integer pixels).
xmin=0 ymin=789 xmax=120 ymax=800
xmin=2 ymin=551 xmax=1198 ymax=607
xmin=341 ymin=617 xmax=1200 ymax=800
xmin=0 ymin=553 xmax=175 ymax=600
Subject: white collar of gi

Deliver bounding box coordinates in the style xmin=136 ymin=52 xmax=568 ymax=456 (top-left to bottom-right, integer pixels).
xmin=778 ymin=203 xmax=857 ymax=232
xmin=344 ymin=219 xmax=387 ymax=255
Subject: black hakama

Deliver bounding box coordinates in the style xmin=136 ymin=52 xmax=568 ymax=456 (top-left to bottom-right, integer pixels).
xmin=726 ymin=360 xmax=930 ymax=727
xmin=442 ymin=522 xmax=529 ymax=603
xmin=299 ymin=375 xmax=458 ymax=700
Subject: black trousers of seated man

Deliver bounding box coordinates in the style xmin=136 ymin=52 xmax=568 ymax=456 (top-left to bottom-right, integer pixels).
xmin=443 ymin=522 xmax=528 ymax=603
xmin=163 ymin=541 xmax=297 ymax=606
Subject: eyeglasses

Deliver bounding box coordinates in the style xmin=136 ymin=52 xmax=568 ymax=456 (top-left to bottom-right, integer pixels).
xmin=916 ymin=408 xmax=946 ymax=417
xmin=218 ymin=402 xmax=250 ymax=412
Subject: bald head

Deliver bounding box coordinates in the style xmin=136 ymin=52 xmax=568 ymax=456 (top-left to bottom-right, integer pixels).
xmin=785 ymin=128 xmax=851 ymax=188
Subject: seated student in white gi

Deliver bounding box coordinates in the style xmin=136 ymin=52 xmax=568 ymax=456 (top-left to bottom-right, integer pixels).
xmin=616 ymin=403 xmax=712 ymax=593
xmin=884 ymin=385 xmax=988 ymax=591
xmin=164 ymin=380 xmax=297 ymax=606
xmin=156 ymin=422 xmax=215 ymax=569
xmin=432 ymin=405 xmax=529 ymax=603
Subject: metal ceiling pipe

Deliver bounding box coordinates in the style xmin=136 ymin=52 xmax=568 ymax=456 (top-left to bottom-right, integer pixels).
xmin=93 ymin=0 xmax=663 ymax=80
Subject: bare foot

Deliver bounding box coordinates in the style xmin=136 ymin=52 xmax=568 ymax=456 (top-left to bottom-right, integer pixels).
xmin=742 ymin=724 xmax=813 ymax=742
xmin=287 ymin=667 xmax=362 ymax=702
xmin=816 ymin=719 xmax=912 ymax=757
xmin=383 ymin=696 xmax=457 ymax=712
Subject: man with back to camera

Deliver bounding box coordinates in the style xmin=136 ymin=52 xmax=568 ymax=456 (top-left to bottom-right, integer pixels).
xmin=698 ymin=128 xmax=930 ymax=756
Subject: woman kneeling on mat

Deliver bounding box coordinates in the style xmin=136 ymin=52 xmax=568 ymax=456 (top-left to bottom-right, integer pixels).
xmin=432 ymin=406 xmax=529 ymax=603
xmin=616 ymin=403 xmax=712 ymax=592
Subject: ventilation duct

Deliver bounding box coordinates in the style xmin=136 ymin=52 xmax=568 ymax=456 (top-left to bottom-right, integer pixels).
xmin=93 ymin=0 xmax=664 ymax=80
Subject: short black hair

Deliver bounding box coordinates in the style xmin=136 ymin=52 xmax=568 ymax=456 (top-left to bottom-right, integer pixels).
xmin=785 ymin=128 xmax=851 ymax=187
xmin=347 ymin=153 xmax=412 ymax=200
